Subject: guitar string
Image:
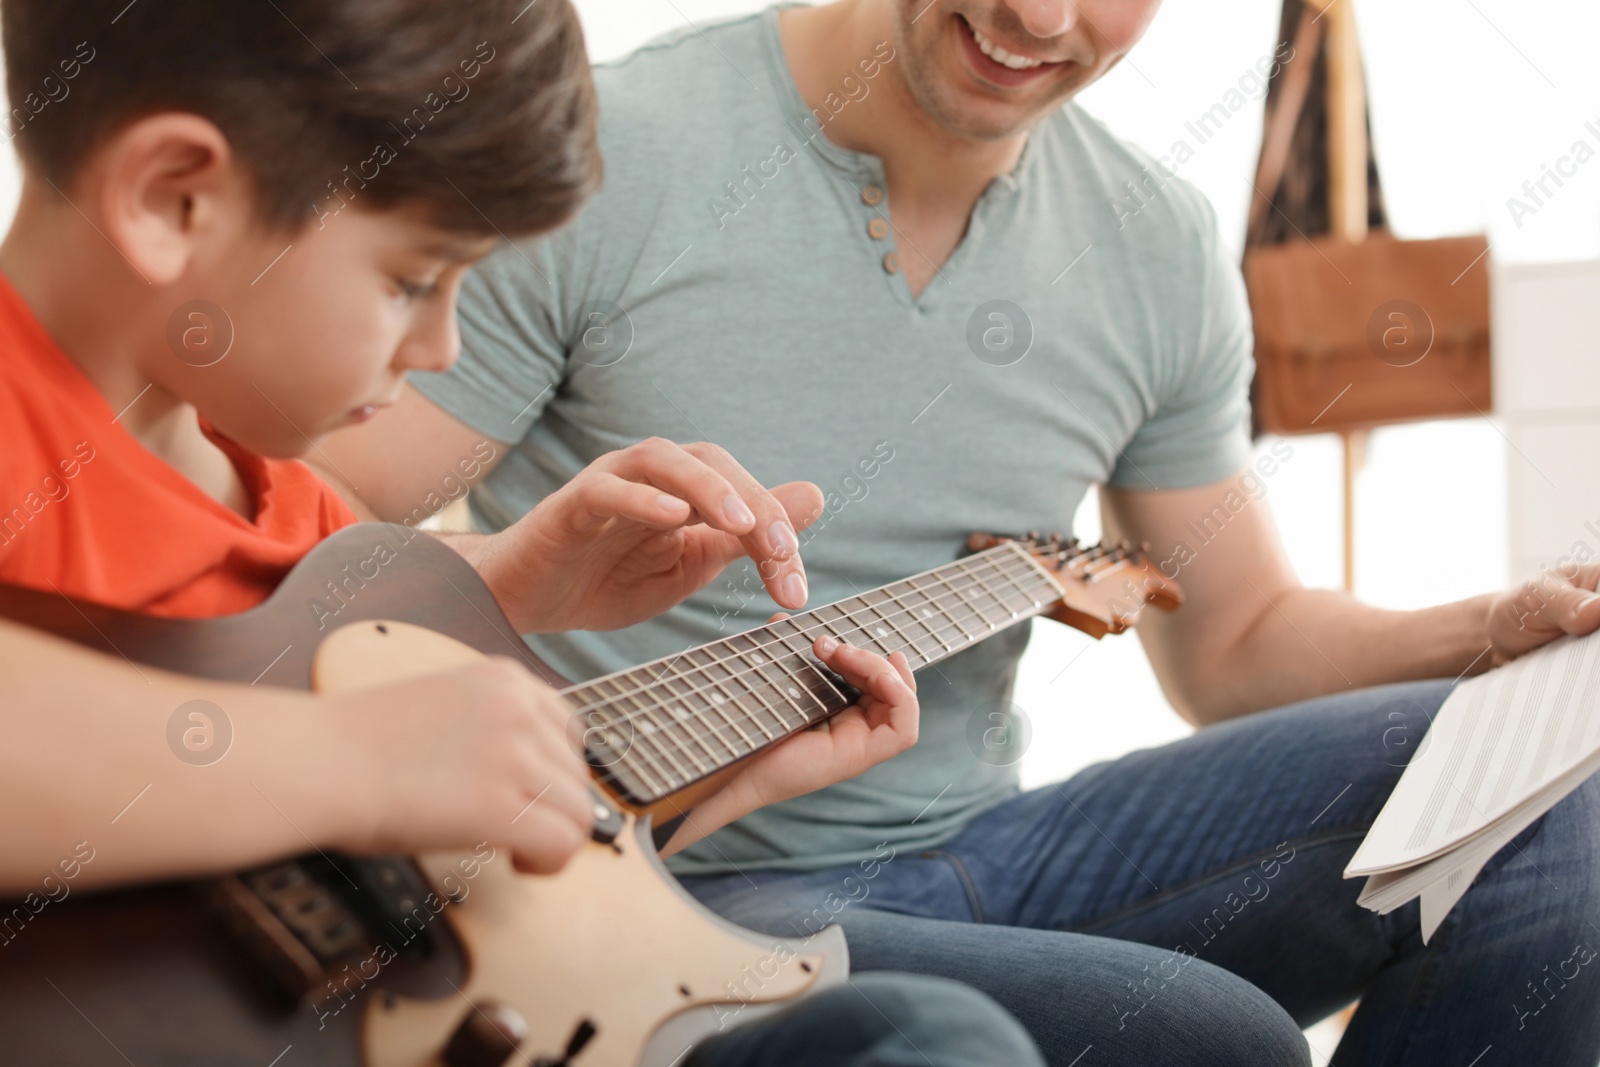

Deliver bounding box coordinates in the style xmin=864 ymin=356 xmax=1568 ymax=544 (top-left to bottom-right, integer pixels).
xmin=574 ymin=549 xmax=1083 ymax=780
xmin=598 ymin=553 xmax=1081 ymax=792
xmin=568 ymin=545 xmax=1050 ymax=720
xmin=570 ymin=541 xmax=1143 ymax=785
xmin=576 ymin=543 xmax=1139 ymax=716
xmin=573 ymin=552 xmax=1048 ymax=787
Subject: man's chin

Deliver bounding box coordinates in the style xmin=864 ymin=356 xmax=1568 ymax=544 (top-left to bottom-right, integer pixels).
xmin=921 ymin=89 xmax=1049 ymax=143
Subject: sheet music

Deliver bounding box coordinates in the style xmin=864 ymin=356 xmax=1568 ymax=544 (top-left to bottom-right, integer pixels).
xmin=1346 ymin=630 xmax=1600 ymax=942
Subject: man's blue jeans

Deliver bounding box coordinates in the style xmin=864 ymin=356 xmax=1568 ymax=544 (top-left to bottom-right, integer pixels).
xmin=681 ymin=680 xmax=1600 ymax=1066
xmin=687 ymin=973 xmax=1045 ymax=1067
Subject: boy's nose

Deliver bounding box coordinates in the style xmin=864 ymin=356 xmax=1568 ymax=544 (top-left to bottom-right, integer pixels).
xmin=397 ymin=305 xmax=460 ymax=374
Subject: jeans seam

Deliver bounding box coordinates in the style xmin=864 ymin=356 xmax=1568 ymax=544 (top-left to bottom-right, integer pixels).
xmin=1064 ymin=828 xmax=1369 ymax=935
xmin=1367 ymin=802 xmax=1557 ymax=1066
xmin=923 ymin=849 xmax=987 ymax=924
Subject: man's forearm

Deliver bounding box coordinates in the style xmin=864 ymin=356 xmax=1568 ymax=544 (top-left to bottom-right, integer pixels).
xmin=1185 ymin=588 xmax=1495 ymax=724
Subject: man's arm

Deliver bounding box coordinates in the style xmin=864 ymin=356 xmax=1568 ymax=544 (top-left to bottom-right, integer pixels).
xmin=1100 ymin=472 xmax=1600 ymax=726
xmin=318 ymin=385 xmax=820 ymax=634
xmin=316 ymin=383 xmax=497 ymax=525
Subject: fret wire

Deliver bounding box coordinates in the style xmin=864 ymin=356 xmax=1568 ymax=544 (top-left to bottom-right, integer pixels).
xmin=862 ymin=586 xmax=923 ymax=660
xmin=572 ymin=682 xmax=672 ymax=798
xmin=725 ymin=632 xmax=806 ymax=736
xmin=988 ymin=551 xmax=1045 ymax=618
xmin=932 ymin=561 xmax=990 ymax=635
xmin=872 ymin=581 xmax=923 ymax=666
xmin=844 ymin=598 xmax=896 ymax=655
xmin=903 ymin=574 xmax=961 ymax=656
xmin=766 ymin=617 xmax=851 ymax=712
xmin=615 ymin=669 xmax=720 ymax=783
xmin=572 ymin=555 xmax=1012 ymax=722
xmin=1000 ymin=543 xmax=1066 ymax=606
xmin=572 ymin=559 xmax=998 ymax=726
xmin=971 ymin=553 xmax=1025 ymax=621
xmin=1002 ymin=556 xmax=1051 ymax=614
xmin=856 ymin=590 xmax=904 ymax=656
xmin=686 ymin=646 xmax=779 ymax=744
xmin=668 ymin=649 xmax=759 ymax=754
xmin=964 ymin=562 xmax=1008 ymax=632
xmin=569 ymin=546 xmax=1060 ymax=725
xmin=665 ymin=646 xmax=758 ymax=755
xmin=646 ymin=656 xmax=746 ymax=764
xmin=759 ymin=649 xmax=832 ymax=723
xmin=809 ymin=601 xmax=853 ymax=641
xmin=731 ymin=623 xmax=829 ymax=723
xmin=971 ymin=553 xmax=1027 ymax=624
xmin=648 ymin=663 xmax=733 ymax=774
xmin=588 ymin=676 xmax=690 ymax=788
xmin=622 ymin=666 xmax=725 ymax=777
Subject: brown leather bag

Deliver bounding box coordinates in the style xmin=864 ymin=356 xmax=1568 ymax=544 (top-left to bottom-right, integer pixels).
xmin=1243 ymin=232 xmax=1492 ymax=434
xmin=1241 ymin=3 xmax=1491 ymax=436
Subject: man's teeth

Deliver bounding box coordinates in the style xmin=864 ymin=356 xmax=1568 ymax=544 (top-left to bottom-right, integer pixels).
xmin=968 ymin=23 xmax=1044 ymax=71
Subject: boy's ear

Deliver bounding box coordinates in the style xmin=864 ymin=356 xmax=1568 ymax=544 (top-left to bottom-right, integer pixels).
xmin=96 ymin=114 xmax=242 ymax=287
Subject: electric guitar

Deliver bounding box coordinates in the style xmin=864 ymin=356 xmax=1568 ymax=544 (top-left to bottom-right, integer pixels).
xmin=0 ymin=524 xmax=1180 ymax=1067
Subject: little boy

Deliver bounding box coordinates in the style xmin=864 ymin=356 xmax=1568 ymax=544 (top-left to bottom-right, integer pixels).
xmin=0 ymin=1 xmax=1040 ymax=1064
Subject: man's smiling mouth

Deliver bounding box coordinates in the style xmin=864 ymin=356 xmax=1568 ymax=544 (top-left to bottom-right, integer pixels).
xmin=966 ymin=19 xmax=1046 ymax=70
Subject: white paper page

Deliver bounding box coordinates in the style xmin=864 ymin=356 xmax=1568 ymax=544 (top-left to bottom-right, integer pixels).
xmin=1347 ymin=631 xmax=1600 ymax=877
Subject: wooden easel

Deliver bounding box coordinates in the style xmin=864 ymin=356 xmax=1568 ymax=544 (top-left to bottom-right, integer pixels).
xmin=1322 ymin=0 xmax=1367 ymax=592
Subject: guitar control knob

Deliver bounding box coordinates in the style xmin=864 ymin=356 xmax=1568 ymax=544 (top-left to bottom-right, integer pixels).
xmin=442 ymin=999 xmax=528 ymax=1067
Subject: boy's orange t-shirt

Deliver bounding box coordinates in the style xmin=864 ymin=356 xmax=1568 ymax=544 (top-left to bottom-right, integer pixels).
xmin=0 ymin=274 xmax=358 ymax=617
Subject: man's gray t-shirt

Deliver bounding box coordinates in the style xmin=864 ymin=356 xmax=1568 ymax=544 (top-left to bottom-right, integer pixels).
xmin=411 ymin=6 xmax=1253 ymax=876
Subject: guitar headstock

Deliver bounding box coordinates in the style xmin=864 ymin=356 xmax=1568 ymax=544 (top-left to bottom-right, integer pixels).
xmin=967 ymin=531 xmax=1184 ymax=639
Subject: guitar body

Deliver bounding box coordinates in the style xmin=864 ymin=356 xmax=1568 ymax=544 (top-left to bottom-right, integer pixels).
xmin=0 ymin=522 xmax=1174 ymax=1065
xmin=0 ymin=524 xmax=843 ymax=1067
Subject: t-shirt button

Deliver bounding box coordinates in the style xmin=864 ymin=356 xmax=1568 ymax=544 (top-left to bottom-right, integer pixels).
xmin=867 ymin=217 xmax=889 ymax=240
xmin=861 ymin=185 xmax=884 ymax=206
xmin=882 ymin=251 xmax=900 ymax=274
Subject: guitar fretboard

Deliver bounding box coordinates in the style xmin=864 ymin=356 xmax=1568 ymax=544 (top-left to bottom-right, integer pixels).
xmin=566 ymin=541 xmax=1065 ymax=804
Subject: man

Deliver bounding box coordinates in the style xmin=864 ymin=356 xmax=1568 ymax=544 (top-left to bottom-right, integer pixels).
xmin=322 ymin=1 xmax=1600 ymax=1063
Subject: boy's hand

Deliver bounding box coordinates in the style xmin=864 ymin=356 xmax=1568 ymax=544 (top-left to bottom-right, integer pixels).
xmin=331 ymin=657 xmax=596 ymax=874
xmin=661 ymin=624 xmax=919 ymax=856
xmin=471 ymin=438 xmax=823 ymax=633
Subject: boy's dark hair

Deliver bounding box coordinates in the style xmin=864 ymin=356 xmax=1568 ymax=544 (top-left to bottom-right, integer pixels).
xmin=0 ymin=0 xmax=601 ymax=237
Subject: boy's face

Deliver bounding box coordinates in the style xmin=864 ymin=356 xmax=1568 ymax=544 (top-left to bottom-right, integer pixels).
xmin=159 ymin=207 xmax=495 ymax=458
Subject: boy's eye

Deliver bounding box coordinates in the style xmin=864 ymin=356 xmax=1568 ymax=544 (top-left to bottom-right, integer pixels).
xmin=395 ymin=277 xmax=440 ymax=301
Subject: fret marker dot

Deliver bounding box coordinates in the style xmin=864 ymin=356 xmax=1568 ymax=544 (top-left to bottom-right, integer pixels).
xmin=672 ymin=705 xmax=690 ymax=721
xmin=875 ymin=626 xmax=888 ymax=637
xmin=751 ymin=653 xmax=764 ymax=663
xmin=712 ymin=692 xmax=727 ymax=705
xmin=787 ymin=687 xmax=800 ymax=698
xmin=922 ymin=608 xmax=934 ymax=618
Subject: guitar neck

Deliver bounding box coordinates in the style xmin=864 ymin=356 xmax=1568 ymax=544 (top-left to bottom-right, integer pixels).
xmin=568 ymin=541 xmax=1065 ymax=805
